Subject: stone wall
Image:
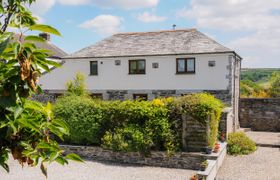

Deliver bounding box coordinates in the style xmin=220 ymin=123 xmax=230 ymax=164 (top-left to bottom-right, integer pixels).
xmin=182 ymin=114 xmax=208 ymax=152
xmin=61 ymin=145 xmax=207 ymax=170
xmin=240 ymin=98 xmax=280 ymax=131
xmin=33 ymin=89 xmax=232 ymax=105
xmin=219 ymin=108 xmax=234 ymax=137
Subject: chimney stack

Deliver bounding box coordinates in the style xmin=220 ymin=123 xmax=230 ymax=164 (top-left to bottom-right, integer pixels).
xmin=173 ymin=24 xmax=176 ymax=30
xmin=39 ymin=33 xmax=50 ymax=41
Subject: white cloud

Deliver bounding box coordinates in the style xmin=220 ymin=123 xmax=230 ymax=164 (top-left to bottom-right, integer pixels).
xmin=58 ymin=0 xmax=90 ymax=5
xmin=178 ymin=0 xmax=280 ymax=68
xmin=58 ymin=0 xmax=159 ymax=9
xmin=30 ymin=0 xmax=56 ymax=16
xmin=79 ymin=15 xmax=124 ymax=36
xmin=137 ymin=12 xmax=166 ymax=23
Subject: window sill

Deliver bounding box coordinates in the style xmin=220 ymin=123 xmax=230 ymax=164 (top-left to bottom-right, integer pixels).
xmin=89 ymin=74 xmax=98 ymax=76
xmin=176 ymin=72 xmax=196 ymax=75
xmin=128 ymin=73 xmax=146 ymax=75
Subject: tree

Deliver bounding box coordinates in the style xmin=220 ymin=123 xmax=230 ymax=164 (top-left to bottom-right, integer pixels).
xmin=0 ymin=0 xmax=82 ymax=177
xmin=66 ymin=72 xmax=88 ymax=96
xmin=270 ymin=72 xmax=280 ymax=98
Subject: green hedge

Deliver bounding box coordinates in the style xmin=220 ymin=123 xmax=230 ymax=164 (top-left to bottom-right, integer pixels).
xmin=54 ymin=93 xmax=223 ymax=153
xmin=53 ymin=95 xmax=105 ymax=145
xmin=54 ymin=96 xmax=175 ymax=153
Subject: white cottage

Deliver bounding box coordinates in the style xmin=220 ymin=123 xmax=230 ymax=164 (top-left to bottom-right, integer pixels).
xmin=39 ymin=29 xmax=242 ymax=122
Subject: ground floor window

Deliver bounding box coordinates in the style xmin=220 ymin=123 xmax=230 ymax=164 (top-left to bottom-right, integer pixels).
xmin=133 ymin=94 xmax=148 ymax=101
xmin=91 ymin=93 xmax=103 ymax=100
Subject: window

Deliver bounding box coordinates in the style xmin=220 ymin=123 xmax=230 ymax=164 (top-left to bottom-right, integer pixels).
xmin=90 ymin=61 xmax=98 ymax=75
xmin=176 ymin=58 xmax=195 ymax=74
xmin=133 ymin=94 xmax=148 ymax=101
xmin=91 ymin=93 xmax=103 ymax=100
xmin=129 ymin=60 xmax=146 ymax=74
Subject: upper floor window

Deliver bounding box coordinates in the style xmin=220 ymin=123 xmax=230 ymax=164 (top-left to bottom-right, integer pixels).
xmin=90 ymin=61 xmax=98 ymax=75
xmin=176 ymin=58 xmax=195 ymax=74
xmin=129 ymin=60 xmax=146 ymax=74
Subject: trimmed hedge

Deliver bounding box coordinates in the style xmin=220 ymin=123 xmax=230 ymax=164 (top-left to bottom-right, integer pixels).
xmin=54 ymin=96 xmax=175 ymax=153
xmin=227 ymin=132 xmax=257 ymax=155
xmin=54 ymin=93 xmax=223 ymax=153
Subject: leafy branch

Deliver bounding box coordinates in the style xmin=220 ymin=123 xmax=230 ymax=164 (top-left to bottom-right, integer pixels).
xmin=0 ymin=0 xmax=82 ymax=177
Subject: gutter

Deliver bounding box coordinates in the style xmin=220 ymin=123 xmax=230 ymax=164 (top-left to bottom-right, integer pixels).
xmin=62 ymin=51 xmax=243 ymax=60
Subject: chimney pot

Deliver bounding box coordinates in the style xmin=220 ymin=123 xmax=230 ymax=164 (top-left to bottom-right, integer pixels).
xmin=39 ymin=33 xmax=50 ymax=41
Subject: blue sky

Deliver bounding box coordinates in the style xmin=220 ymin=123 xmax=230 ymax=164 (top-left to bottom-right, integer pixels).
xmin=30 ymin=0 xmax=280 ymax=68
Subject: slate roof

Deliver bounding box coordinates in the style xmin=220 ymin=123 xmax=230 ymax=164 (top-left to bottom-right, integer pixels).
xmin=66 ymin=29 xmax=237 ymax=59
xmin=13 ymin=34 xmax=67 ymax=59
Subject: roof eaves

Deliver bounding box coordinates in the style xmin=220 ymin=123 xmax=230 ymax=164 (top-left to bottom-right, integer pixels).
xmin=62 ymin=51 xmax=239 ymax=60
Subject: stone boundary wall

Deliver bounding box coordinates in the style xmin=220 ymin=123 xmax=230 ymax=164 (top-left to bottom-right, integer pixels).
xmin=61 ymin=145 xmax=207 ymax=170
xmin=240 ymin=98 xmax=280 ymax=131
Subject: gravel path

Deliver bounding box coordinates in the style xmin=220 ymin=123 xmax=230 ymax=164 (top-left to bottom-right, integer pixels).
xmin=216 ymin=147 xmax=280 ymax=180
xmin=0 ymin=158 xmax=195 ymax=180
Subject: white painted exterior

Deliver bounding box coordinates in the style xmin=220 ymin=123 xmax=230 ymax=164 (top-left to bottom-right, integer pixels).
xmin=40 ymin=53 xmax=233 ymax=91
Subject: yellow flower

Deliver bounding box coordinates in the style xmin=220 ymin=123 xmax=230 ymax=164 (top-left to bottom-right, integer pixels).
xmin=152 ymin=99 xmax=165 ymax=106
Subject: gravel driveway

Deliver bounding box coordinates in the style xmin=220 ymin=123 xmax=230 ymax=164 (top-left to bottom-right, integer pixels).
xmin=0 ymin=158 xmax=195 ymax=180
xmin=217 ymin=147 xmax=280 ymax=180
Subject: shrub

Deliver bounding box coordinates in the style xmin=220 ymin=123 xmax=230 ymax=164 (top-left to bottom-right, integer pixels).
xmin=66 ymin=72 xmax=89 ymax=96
xmin=227 ymin=132 xmax=257 ymax=155
xmin=102 ymin=125 xmax=152 ymax=154
xmin=54 ymin=95 xmax=104 ymax=145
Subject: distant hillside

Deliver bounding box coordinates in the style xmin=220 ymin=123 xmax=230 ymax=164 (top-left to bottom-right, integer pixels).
xmin=241 ymin=68 xmax=280 ymax=83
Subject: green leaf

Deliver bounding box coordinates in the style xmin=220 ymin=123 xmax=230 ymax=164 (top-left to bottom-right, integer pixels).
xmin=65 ymin=154 xmax=83 ymax=163
xmin=55 ymin=156 xmax=68 ymax=165
xmin=52 ymin=118 xmax=69 ymax=134
xmin=29 ymin=24 xmax=61 ymax=36
xmin=24 ymin=35 xmax=46 ymax=43
xmin=0 ymin=163 xmax=9 ymax=173
xmin=49 ymin=152 xmax=60 ymax=162
xmin=40 ymin=162 xmax=48 ymax=178
xmin=44 ymin=59 xmax=62 ymax=67
xmin=0 ymin=6 xmax=4 ymax=14
xmin=0 ymin=36 xmax=10 ymax=54
xmin=14 ymin=106 xmax=24 ymax=119
xmin=48 ymin=124 xmax=68 ymax=139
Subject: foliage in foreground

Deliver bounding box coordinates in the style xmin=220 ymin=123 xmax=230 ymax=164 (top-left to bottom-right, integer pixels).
xmin=54 ymin=93 xmax=224 ymax=153
xmin=227 ymin=132 xmax=257 ymax=155
xmin=0 ymin=0 xmax=82 ymax=177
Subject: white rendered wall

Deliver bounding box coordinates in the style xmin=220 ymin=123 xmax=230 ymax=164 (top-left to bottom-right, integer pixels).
xmin=39 ymin=54 xmax=232 ymax=91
